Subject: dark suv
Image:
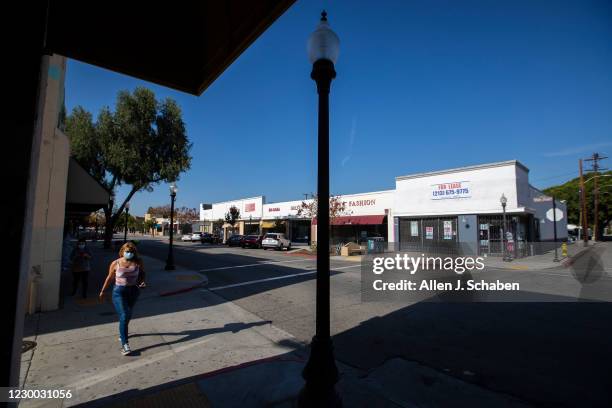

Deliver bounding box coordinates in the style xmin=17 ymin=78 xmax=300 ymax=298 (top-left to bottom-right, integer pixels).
xmin=226 ymin=235 xmax=244 ymax=247
xmin=201 ymin=233 xmax=222 ymax=244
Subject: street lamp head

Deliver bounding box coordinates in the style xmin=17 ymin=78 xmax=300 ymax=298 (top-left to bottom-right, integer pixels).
xmin=169 ymin=182 xmax=178 ymax=196
xmin=307 ymin=10 xmax=340 ymax=65
xmin=500 ymin=193 xmax=507 ymax=206
xmin=125 ymin=202 xmax=130 ymax=210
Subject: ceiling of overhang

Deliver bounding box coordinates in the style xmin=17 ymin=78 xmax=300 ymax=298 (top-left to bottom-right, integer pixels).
xmin=45 ymin=1 xmax=295 ymax=95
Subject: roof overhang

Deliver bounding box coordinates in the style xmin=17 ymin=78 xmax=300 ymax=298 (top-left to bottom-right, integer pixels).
xmin=44 ymin=1 xmax=296 ymax=95
xmin=65 ymin=158 xmax=110 ymax=215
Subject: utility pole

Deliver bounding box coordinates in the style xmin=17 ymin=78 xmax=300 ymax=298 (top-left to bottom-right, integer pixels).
xmin=585 ymin=153 xmax=608 ymax=241
xmin=579 ymin=159 xmax=588 ymax=246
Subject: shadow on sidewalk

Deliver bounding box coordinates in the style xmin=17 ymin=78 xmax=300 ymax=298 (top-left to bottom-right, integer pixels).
xmin=131 ymin=321 xmax=272 ymax=353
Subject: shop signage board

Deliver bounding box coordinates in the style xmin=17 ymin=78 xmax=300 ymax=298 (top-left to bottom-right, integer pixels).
xmin=443 ymin=220 xmax=453 ymax=240
xmin=431 ymin=181 xmax=471 ymax=200
xmin=425 ymin=226 xmax=433 ymax=239
xmin=546 ymin=208 xmax=564 ymax=222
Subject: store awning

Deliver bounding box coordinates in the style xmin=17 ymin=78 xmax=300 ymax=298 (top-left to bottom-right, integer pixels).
xmin=44 ymin=1 xmax=296 ymax=95
xmin=313 ymin=215 xmax=387 ymax=226
xmin=261 ymin=220 xmax=285 ymax=228
xmin=65 ymin=158 xmax=111 ymax=217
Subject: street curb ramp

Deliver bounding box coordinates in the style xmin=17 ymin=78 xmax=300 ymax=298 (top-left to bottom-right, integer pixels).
xmin=561 ymin=244 xmax=596 ymax=268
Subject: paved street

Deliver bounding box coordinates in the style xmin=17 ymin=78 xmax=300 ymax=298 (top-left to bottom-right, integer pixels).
xmin=137 ymin=237 xmax=612 ymax=407
xmin=20 ymin=237 xmax=612 ymax=407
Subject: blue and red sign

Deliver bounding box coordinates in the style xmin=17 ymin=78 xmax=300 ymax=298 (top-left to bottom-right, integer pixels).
xmin=431 ymin=181 xmax=471 ymax=200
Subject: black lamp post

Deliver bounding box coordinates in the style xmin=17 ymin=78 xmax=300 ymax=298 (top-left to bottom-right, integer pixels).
xmin=500 ymin=194 xmax=510 ymax=262
xmin=123 ymin=202 xmax=130 ymax=244
xmin=299 ymin=11 xmax=341 ymax=407
xmin=165 ymin=182 xmax=177 ymax=271
xmin=552 ymin=195 xmax=560 ymax=262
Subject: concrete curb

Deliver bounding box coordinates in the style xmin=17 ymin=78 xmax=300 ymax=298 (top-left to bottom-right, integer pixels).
xmin=158 ymin=281 xmax=207 ymax=297
xmin=157 ymin=271 xmax=209 ymax=297
xmin=195 ymin=354 xmax=306 ymax=380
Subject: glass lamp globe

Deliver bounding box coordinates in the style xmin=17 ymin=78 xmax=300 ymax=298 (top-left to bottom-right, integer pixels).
xmin=125 ymin=202 xmax=130 ymax=210
xmin=170 ymin=183 xmax=178 ymax=195
xmin=500 ymin=194 xmax=507 ymax=206
xmin=307 ymin=11 xmax=340 ymax=64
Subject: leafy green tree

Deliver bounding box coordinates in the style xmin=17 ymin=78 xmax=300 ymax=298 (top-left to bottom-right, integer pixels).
xmin=147 ymin=205 xmax=172 ymax=218
xmin=65 ymin=87 xmax=192 ymax=248
xmin=225 ymin=206 xmax=240 ymax=233
xmin=543 ymin=170 xmax=612 ymax=238
xmin=143 ymin=219 xmax=157 ymax=234
xmin=176 ymin=207 xmax=198 ymax=224
xmin=115 ymin=214 xmax=138 ymax=231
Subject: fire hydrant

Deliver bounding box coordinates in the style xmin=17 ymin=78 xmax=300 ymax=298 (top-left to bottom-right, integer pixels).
xmin=561 ymin=242 xmax=568 ymax=258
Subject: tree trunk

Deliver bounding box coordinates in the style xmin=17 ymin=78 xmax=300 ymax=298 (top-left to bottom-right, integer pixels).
xmin=103 ymin=206 xmax=113 ymax=249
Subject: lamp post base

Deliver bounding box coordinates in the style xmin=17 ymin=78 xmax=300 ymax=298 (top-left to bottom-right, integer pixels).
xmin=298 ymin=335 xmax=341 ymax=408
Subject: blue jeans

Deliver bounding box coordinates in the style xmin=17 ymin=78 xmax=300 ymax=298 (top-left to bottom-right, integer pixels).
xmin=112 ymin=285 xmax=140 ymax=345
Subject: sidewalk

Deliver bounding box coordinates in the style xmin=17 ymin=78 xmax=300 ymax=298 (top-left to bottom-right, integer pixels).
xmin=19 ymin=241 xmax=299 ymax=407
xmin=481 ymin=241 xmax=596 ymax=270
xmin=19 ymin=239 xmax=538 ymax=407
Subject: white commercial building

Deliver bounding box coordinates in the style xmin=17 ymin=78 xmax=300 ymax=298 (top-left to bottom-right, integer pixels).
xmin=200 ymin=160 xmax=567 ymax=256
xmin=393 ymin=160 xmax=566 ymax=256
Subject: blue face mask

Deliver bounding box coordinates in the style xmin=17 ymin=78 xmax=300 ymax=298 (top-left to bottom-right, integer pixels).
xmin=124 ymin=251 xmax=134 ymax=260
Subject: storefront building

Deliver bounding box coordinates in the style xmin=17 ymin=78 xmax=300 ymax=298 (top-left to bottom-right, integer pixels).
xmin=262 ymin=199 xmax=311 ymax=243
xmin=200 ymin=160 xmax=566 ymax=253
xmin=200 ymin=196 xmax=264 ymax=242
xmin=312 ymin=190 xmax=394 ymax=246
xmin=392 ymin=160 xmax=567 ymax=257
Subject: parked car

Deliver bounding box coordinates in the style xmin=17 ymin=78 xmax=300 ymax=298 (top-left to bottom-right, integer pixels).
xmin=241 ymin=235 xmax=263 ymax=248
xmin=262 ymin=233 xmax=291 ymax=250
xmin=190 ymin=232 xmax=203 ymax=242
xmin=226 ymin=234 xmax=244 ymax=247
xmin=200 ymin=232 xmax=213 ymax=244
xmin=181 ymin=234 xmax=192 ymax=242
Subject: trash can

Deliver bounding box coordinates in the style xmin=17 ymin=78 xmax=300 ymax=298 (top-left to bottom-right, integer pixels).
xmin=367 ymin=238 xmax=384 ymax=253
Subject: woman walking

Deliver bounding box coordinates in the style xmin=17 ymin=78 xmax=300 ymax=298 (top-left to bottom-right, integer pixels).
xmin=70 ymin=238 xmax=92 ymax=298
xmin=99 ymin=242 xmax=146 ymax=355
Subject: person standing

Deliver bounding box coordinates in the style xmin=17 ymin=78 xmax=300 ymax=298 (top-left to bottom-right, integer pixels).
xmin=70 ymin=238 xmax=92 ymax=298
xmin=99 ymin=242 xmax=146 ymax=355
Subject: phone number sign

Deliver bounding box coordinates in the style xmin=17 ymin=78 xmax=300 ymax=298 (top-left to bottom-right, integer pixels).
xmin=431 ymin=181 xmax=471 ymax=200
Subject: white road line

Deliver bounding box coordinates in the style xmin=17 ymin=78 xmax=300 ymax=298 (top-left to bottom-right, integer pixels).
xmin=199 ymin=258 xmax=312 ymax=272
xmin=207 ymin=264 xmax=361 ymax=291
xmin=208 ymin=271 xmax=316 ymax=290
xmin=333 ymin=264 xmax=362 ymax=270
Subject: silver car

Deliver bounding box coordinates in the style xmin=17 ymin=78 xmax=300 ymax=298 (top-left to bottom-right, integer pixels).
xmin=262 ymin=233 xmax=291 ymax=250
xmin=190 ymin=232 xmax=203 ymax=242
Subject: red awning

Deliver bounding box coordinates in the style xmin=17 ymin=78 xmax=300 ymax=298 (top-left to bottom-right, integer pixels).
xmin=312 ymin=215 xmax=386 ymax=226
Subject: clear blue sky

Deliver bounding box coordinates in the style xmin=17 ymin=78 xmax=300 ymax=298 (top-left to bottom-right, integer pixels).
xmin=64 ymin=0 xmax=612 ymax=216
